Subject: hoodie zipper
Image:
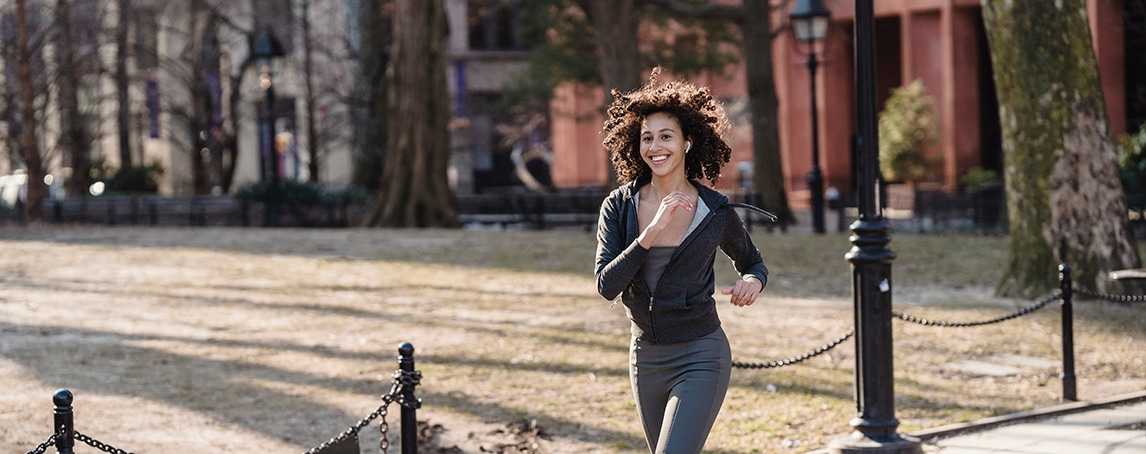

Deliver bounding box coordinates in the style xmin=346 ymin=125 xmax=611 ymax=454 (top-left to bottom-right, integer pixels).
xmin=646 ymin=280 xmax=657 ymax=343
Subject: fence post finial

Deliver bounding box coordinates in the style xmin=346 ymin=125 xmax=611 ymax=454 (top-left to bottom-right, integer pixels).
xmin=53 ymin=389 xmax=75 ymax=454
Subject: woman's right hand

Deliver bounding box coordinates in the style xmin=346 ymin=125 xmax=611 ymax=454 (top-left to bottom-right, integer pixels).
xmin=638 ymin=190 xmax=692 ymax=248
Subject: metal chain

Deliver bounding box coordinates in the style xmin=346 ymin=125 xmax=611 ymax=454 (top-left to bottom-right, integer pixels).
xmin=893 ymin=290 xmax=1061 ymax=328
xmin=393 ymin=369 xmax=423 ymax=409
xmin=23 ymin=433 xmax=55 ymax=454
xmin=75 ymin=430 xmax=133 ymax=454
xmin=303 ymin=368 xmax=422 ymax=454
xmin=1076 ymin=288 xmax=1146 ymax=303
xmin=303 ymin=393 xmax=395 ymax=454
xmin=733 ymin=329 xmax=854 ymax=369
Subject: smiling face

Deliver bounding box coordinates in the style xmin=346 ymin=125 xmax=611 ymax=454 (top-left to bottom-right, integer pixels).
xmin=640 ymin=112 xmax=689 ymax=178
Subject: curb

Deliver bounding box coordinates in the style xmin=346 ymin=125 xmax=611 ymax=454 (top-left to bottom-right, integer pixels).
xmin=907 ymin=389 xmax=1146 ymax=442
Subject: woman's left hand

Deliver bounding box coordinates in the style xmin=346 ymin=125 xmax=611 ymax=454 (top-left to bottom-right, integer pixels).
xmin=722 ymin=276 xmax=762 ymax=307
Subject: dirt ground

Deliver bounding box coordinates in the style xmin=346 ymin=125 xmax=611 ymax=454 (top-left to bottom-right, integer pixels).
xmin=1 ymin=227 xmax=600 ymax=453
xmin=1 ymin=226 xmax=1143 ymax=453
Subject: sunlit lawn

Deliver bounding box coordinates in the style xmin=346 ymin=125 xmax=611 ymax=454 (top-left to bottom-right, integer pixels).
xmin=0 ymin=226 xmax=1142 ymax=453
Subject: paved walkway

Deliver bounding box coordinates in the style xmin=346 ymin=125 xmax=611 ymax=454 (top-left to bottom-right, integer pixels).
xmin=911 ymin=391 xmax=1146 ymax=453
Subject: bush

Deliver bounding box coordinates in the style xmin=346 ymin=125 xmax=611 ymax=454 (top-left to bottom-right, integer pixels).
xmin=235 ymin=180 xmax=370 ymax=208
xmin=959 ymin=167 xmax=1000 ymax=192
xmin=94 ymin=163 xmax=165 ymax=194
xmin=1117 ymin=126 xmax=1146 ymax=207
xmin=879 ymin=79 xmax=940 ymax=184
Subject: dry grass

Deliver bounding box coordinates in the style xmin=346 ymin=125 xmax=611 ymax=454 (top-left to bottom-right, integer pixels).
xmin=0 ymin=226 xmax=1142 ymax=453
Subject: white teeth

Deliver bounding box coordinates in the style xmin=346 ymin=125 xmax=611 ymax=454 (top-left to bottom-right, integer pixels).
xmin=651 ymin=155 xmax=668 ymax=164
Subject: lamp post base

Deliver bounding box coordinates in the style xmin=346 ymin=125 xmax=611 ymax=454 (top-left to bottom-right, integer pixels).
xmin=828 ymin=431 xmax=921 ymax=454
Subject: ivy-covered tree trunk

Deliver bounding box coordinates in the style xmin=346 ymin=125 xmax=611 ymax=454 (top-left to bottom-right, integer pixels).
xmin=982 ymin=0 xmax=1140 ymax=297
xmin=364 ymin=0 xmax=457 ymax=227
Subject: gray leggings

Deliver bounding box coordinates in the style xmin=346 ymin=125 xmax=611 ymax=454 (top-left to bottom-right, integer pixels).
xmin=630 ymin=327 xmax=732 ymax=454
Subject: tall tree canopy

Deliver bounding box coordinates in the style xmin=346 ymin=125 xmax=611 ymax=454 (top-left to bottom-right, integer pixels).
xmin=982 ymin=0 xmax=1140 ymax=297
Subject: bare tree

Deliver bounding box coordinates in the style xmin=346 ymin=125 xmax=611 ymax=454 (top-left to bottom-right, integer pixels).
xmin=299 ymin=0 xmax=319 ymax=182
xmin=115 ymin=0 xmax=132 ymax=167
xmin=982 ymin=0 xmax=1140 ymax=296
xmin=54 ymin=0 xmax=93 ymax=196
xmin=364 ymin=0 xmax=457 ymax=227
xmin=351 ymin=0 xmax=392 ymax=192
xmin=15 ymin=0 xmax=46 ymax=221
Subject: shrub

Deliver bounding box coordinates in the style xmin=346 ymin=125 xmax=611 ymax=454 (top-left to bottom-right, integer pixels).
xmin=92 ymin=163 xmax=165 ymax=194
xmin=1117 ymin=126 xmax=1146 ymax=207
xmin=878 ymin=79 xmax=940 ymax=184
xmin=959 ymin=167 xmax=1000 ymax=192
xmin=235 ymin=180 xmax=370 ymax=208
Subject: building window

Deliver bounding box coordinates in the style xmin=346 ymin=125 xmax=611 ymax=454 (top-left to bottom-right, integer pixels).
xmin=467 ymin=0 xmax=520 ymax=51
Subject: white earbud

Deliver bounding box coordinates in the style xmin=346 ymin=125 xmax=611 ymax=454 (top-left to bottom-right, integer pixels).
xmin=685 ymin=141 xmax=692 ymax=153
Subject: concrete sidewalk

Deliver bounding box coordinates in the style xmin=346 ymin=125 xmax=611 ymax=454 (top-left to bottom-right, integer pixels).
xmin=911 ymin=390 xmax=1146 ymax=453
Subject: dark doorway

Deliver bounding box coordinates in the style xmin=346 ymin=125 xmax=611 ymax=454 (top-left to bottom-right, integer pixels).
xmin=1127 ymin=0 xmax=1146 ymax=133
xmin=975 ymin=10 xmax=1003 ymax=175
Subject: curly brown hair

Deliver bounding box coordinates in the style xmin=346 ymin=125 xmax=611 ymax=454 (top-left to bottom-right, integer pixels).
xmin=601 ymin=69 xmax=733 ymax=185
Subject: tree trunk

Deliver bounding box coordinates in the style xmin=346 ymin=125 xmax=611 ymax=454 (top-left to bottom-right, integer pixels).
xmin=55 ymin=0 xmax=92 ymax=197
xmin=580 ymin=0 xmax=641 ymax=187
xmin=116 ymin=0 xmax=133 ymax=167
xmin=740 ymin=0 xmax=792 ymax=224
xmin=364 ymin=0 xmax=457 ymax=227
xmin=351 ymin=0 xmax=391 ymax=192
xmin=301 ymin=0 xmax=320 ymax=183
xmin=16 ymin=0 xmax=45 ymax=222
xmin=982 ymin=0 xmax=1140 ymax=297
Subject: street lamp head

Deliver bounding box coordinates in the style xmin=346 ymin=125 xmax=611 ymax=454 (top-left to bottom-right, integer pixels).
xmin=252 ymin=29 xmax=287 ymax=67
xmin=790 ymin=0 xmax=831 ymax=44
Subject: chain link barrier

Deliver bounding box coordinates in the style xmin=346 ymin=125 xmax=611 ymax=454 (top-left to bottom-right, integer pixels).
xmin=23 ymin=433 xmax=55 ymax=454
xmin=732 ymin=329 xmax=854 ymax=369
xmin=1076 ymin=288 xmax=1146 ymax=303
xmin=303 ymin=368 xmax=422 ymax=454
xmin=75 ymin=430 xmax=133 ymax=454
xmin=892 ymin=290 xmax=1063 ymax=328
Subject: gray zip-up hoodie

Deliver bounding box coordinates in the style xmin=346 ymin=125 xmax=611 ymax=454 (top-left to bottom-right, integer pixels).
xmin=595 ymin=175 xmax=768 ymax=344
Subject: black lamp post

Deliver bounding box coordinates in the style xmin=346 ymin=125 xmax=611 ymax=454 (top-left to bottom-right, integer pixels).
xmin=254 ymin=29 xmax=286 ymax=227
xmin=828 ymin=1 xmax=920 ymax=453
xmin=790 ymin=0 xmax=830 ymax=234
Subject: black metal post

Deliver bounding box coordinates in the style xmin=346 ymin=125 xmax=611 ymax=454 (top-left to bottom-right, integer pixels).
xmin=1059 ymin=263 xmax=1077 ymax=401
xmin=53 ymin=389 xmax=75 ymax=454
xmin=829 ymin=1 xmax=919 ymax=452
xmin=807 ymin=51 xmax=826 ymax=234
xmin=398 ymin=342 xmax=420 ymax=454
